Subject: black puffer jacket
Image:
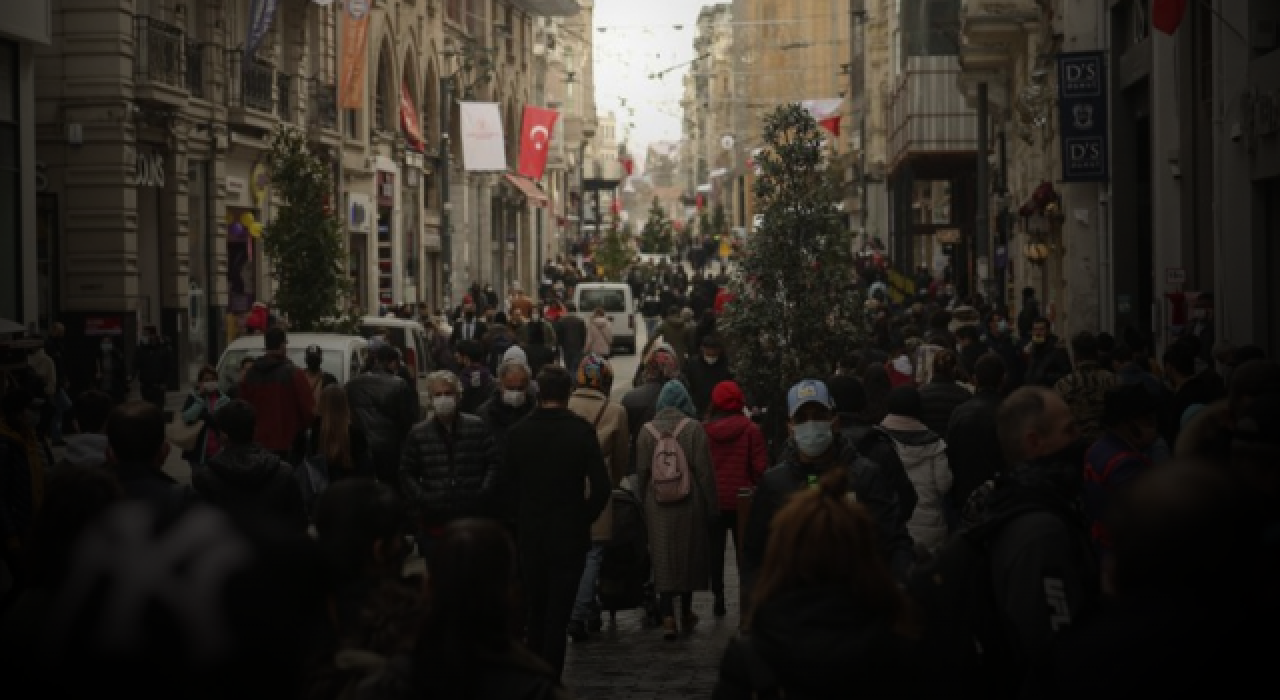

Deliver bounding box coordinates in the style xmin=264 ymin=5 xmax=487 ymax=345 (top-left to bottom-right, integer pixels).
xmin=399 ymin=414 xmax=502 ymax=528
xmin=475 ymin=391 xmax=536 ymax=455
xmin=714 ymin=587 xmax=921 ymax=699
xmin=944 ymin=389 xmax=1006 ymax=509
xmin=843 ymin=420 xmax=918 ymax=523
xmin=345 ymin=369 xmax=420 ymax=465
xmin=743 ymin=436 xmax=914 ymax=588
xmin=918 ymin=378 xmax=973 ymax=436
xmin=193 ymin=445 xmax=307 ymax=531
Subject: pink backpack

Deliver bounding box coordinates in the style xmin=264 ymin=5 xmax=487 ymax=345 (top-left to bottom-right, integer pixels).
xmin=645 ymin=417 xmax=693 ymax=504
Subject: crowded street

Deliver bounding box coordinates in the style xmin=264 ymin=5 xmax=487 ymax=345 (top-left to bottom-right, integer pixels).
xmin=4 ymin=0 xmax=1280 ymax=698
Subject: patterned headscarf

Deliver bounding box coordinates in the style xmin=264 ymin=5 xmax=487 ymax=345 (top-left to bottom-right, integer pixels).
xmin=657 ymin=380 xmax=696 ymax=419
xmin=577 ymin=353 xmax=613 ymax=393
xmin=643 ymin=347 xmax=680 ymax=382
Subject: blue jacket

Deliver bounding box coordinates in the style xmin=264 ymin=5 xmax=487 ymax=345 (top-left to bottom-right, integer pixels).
xmin=1083 ymin=433 xmax=1151 ymax=547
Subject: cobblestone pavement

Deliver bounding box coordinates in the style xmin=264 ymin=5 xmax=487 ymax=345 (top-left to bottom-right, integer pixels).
xmin=563 ymin=547 xmax=742 ymax=699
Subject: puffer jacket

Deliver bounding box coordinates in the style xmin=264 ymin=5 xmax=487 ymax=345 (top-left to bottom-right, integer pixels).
xmin=399 ymin=414 xmax=502 ymax=528
xmin=345 ymin=368 xmax=419 ymax=464
xmin=703 ymin=413 xmax=767 ymax=512
xmin=567 ymin=389 xmax=630 ymax=542
xmin=193 ymin=444 xmax=308 ymax=531
xmin=917 ymin=378 xmax=972 ymax=437
xmin=476 ymin=390 xmax=536 ymax=455
xmin=882 ymin=421 xmax=951 ymax=553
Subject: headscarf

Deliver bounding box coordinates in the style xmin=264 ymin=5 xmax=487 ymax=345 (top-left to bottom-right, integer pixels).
xmin=657 ymin=380 xmax=696 ymax=419
xmin=643 ymin=347 xmax=680 ymax=382
xmin=577 ymin=353 xmax=613 ymax=393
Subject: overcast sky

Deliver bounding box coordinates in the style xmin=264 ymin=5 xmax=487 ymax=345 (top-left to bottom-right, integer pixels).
xmin=593 ymin=0 xmax=712 ymax=168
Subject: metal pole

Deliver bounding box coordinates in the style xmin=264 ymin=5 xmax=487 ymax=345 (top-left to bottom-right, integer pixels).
xmin=577 ymin=141 xmax=587 ymax=264
xmin=996 ymin=129 xmax=1009 ymax=312
xmin=975 ymin=82 xmax=990 ymax=302
xmin=440 ymin=75 xmax=453 ymax=312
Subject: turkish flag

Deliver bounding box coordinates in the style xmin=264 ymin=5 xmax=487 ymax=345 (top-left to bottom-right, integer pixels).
xmin=622 ymin=157 xmax=635 ymax=175
xmin=819 ymin=116 xmax=841 ymax=138
xmin=1152 ymin=0 xmax=1187 ymax=35
xmin=517 ymin=106 xmax=559 ymax=180
xmin=610 ymin=197 xmax=620 ymax=215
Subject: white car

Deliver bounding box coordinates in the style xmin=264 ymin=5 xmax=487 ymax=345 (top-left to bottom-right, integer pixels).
xmin=216 ymin=333 xmax=368 ymax=395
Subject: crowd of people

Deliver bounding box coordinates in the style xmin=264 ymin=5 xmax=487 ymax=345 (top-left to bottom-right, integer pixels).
xmin=0 ymin=254 xmax=1275 ymax=699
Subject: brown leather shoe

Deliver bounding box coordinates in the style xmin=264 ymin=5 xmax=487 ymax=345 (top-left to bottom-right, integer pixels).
xmin=662 ymin=616 xmax=678 ymax=640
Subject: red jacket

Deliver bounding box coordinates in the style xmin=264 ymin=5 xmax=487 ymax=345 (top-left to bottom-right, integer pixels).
xmin=713 ymin=288 xmax=734 ymax=314
xmin=703 ymin=414 xmax=768 ymax=511
xmin=238 ymin=354 xmax=315 ymax=452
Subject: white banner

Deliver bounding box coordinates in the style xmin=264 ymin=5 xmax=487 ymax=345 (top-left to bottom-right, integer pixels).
xmin=459 ymin=101 xmax=507 ymax=172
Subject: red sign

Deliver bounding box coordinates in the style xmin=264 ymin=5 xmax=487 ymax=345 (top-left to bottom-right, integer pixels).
xmin=517 ymin=106 xmax=560 ymax=180
xmin=84 ymin=316 xmax=124 ymax=336
xmin=400 ymin=83 xmax=424 ymax=152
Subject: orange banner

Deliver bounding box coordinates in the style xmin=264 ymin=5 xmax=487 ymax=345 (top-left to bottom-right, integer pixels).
xmin=339 ymin=0 xmax=372 ymax=109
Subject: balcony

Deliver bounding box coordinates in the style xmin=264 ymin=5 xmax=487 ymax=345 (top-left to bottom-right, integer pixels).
xmin=186 ymin=40 xmax=207 ymax=99
xmin=308 ymin=79 xmax=339 ymax=135
xmin=227 ymin=50 xmax=276 ymax=130
xmin=960 ymin=0 xmax=1040 ymax=45
xmin=886 ymin=56 xmax=978 ymax=168
xmin=133 ymin=16 xmax=188 ymax=106
xmin=277 ymin=73 xmax=294 ymax=122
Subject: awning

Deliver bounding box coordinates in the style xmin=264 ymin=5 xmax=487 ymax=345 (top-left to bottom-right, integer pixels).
xmin=504 ymin=173 xmax=549 ymax=208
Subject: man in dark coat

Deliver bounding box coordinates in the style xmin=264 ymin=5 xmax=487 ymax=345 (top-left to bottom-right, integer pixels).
xmin=133 ymin=325 xmax=173 ymax=409
xmin=192 ymin=399 xmax=308 ymax=532
xmin=450 ymin=296 xmax=488 ymax=348
xmin=504 ymin=366 xmax=610 ymax=680
xmin=918 ymin=349 xmax=974 ymax=436
xmin=554 ymin=302 xmax=587 ymax=378
xmin=683 ymin=334 xmax=733 ymax=418
xmin=945 ymin=354 xmax=1008 ymax=515
xmin=745 ymin=380 xmax=915 ymax=590
xmin=1023 ymin=317 xmax=1073 ymax=388
xmin=345 ymin=343 xmax=420 ymax=485
xmin=105 ymin=401 xmax=194 ymax=514
xmin=829 ymin=375 xmax=918 ymax=526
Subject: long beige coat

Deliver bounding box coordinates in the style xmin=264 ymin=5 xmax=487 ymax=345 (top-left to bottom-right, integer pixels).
xmin=568 ymin=388 xmax=630 ymax=542
xmin=636 ymin=406 xmax=718 ymax=593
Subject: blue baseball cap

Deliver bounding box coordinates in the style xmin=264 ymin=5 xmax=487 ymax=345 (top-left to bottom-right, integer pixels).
xmin=786 ymin=379 xmax=832 ymax=418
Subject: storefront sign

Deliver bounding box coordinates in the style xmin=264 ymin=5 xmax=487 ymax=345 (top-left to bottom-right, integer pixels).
xmin=129 ymin=150 xmax=166 ymax=188
xmin=936 ymin=228 xmax=962 ymax=244
xmin=84 ymin=316 xmax=124 ymax=336
xmin=1057 ymin=52 xmax=1110 ymax=182
xmin=225 ymin=175 xmax=247 ymax=201
xmin=459 ymin=101 xmax=507 ymax=172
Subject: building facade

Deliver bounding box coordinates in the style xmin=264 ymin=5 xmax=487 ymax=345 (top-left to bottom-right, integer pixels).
xmin=32 ymin=0 xmax=585 ymax=388
xmin=1 ymin=1 xmax=50 ymax=330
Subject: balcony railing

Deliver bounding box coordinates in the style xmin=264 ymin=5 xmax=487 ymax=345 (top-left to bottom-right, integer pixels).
xmin=186 ymin=40 xmax=206 ymax=98
xmin=886 ymin=56 xmax=978 ymax=167
xmin=134 ymin=16 xmax=185 ymax=89
xmin=227 ymin=50 xmax=274 ymax=113
xmin=308 ymin=79 xmax=338 ymax=131
xmin=277 ymin=73 xmax=293 ymax=121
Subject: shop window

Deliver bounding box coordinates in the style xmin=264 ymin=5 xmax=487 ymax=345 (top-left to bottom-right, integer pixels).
xmin=912 ymin=180 xmax=951 ymax=225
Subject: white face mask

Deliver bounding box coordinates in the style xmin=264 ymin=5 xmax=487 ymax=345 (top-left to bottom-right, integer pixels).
xmin=703 ymin=354 xmax=720 ymax=365
xmin=432 ymin=395 xmax=457 ymax=417
xmin=502 ymin=389 xmax=527 ymax=407
xmin=201 ymin=381 xmax=219 ymax=393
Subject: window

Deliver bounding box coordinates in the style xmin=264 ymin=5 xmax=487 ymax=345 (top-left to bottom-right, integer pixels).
xmin=578 ymin=288 xmax=627 ymax=313
xmin=344 ymin=109 xmax=359 ymax=138
xmin=374 ymin=50 xmax=392 ymax=132
xmin=465 ymin=0 xmax=484 ymax=37
xmin=912 ymin=180 xmax=951 ymax=225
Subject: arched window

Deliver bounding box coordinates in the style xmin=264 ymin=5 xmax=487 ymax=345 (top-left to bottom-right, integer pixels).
xmin=423 ymin=61 xmax=440 ymax=148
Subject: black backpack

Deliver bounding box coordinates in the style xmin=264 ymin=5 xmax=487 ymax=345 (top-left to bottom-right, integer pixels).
xmin=905 ymin=504 xmax=1046 ymax=699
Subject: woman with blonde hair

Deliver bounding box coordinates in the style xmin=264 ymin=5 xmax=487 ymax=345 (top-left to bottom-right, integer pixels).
xmin=295 ymin=384 xmax=374 ymax=486
xmin=713 ymin=467 xmax=921 ymax=699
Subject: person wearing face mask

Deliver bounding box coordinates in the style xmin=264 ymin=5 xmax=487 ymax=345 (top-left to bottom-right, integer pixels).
xmin=94 ymin=336 xmax=128 ymax=405
xmin=0 ymin=388 xmax=54 ymax=604
xmin=179 ymin=365 xmax=230 ymax=468
xmin=476 ymin=359 xmax=537 ymax=458
xmin=450 ymin=296 xmax=488 ymax=349
xmin=399 ymin=371 xmax=502 ymax=557
xmin=684 ymin=334 xmax=734 ymax=419
xmin=1023 ymin=317 xmax=1073 ymax=389
xmin=743 ymin=381 xmax=916 ymax=598
xmin=345 ymin=344 xmax=420 ymax=487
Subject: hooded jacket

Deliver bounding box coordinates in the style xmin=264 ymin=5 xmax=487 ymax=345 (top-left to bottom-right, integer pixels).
xmin=713 ymin=587 xmax=921 ymax=700
xmin=651 ymin=317 xmax=691 ymax=361
xmin=703 ymin=413 xmax=767 ymax=512
xmin=918 ymin=378 xmax=973 ymax=437
xmin=193 ymin=444 xmax=307 ymax=531
xmin=744 ymin=436 xmax=914 ymax=588
xmin=985 ymin=459 xmax=1098 ymax=672
xmin=879 ymin=419 xmax=951 ymax=553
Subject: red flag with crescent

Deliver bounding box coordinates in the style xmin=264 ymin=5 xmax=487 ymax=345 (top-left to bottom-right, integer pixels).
xmin=622 ymin=156 xmax=635 ymax=175
xmin=517 ymin=106 xmax=559 ymax=180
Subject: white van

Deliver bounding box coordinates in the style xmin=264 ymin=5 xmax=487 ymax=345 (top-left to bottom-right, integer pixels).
xmin=573 ymin=283 xmax=636 ymax=354
xmin=358 ymin=316 xmax=438 ymax=411
xmin=216 ymin=333 xmax=368 ymax=394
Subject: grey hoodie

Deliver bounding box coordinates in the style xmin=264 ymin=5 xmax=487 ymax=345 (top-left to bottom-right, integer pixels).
xmin=60 ymin=433 xmax=109 ymax=468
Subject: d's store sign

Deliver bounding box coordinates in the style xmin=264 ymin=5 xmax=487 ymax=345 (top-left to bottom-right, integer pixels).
xmin=127 ymin=148 xmax=166 ymax=188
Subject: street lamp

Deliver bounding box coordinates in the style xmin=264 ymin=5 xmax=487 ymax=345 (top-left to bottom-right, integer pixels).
xmin=437 ymin=39 xmax=496 ymax=312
